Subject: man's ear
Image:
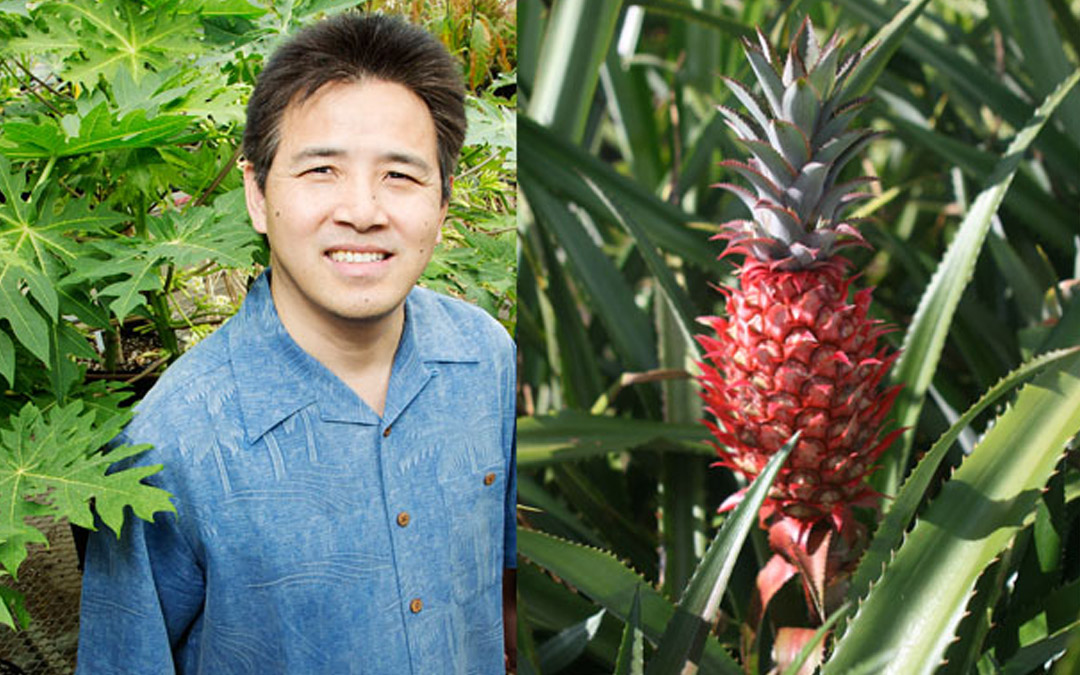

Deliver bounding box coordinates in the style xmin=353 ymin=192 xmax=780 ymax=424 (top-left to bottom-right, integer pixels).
xmin=243 ymin=163 xmax=268 ymax=234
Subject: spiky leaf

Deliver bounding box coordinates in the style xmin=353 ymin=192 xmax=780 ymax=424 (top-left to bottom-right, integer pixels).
xmin=825 ymin=352 xmax=1080 ymax=674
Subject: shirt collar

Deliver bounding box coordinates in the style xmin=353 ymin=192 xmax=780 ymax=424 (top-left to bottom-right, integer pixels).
xmin=228 ymin=270 xmax=481 ymax=442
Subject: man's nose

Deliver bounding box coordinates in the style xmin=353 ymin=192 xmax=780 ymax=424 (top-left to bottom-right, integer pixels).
xmin=331 ymin=176 xmax=387 ymax=230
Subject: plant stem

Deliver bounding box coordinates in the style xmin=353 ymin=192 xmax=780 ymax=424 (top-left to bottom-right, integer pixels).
xmin=150 ymin=266 xmax=180 ymax=361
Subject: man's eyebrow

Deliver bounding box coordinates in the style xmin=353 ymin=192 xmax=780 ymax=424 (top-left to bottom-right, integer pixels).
xmin=287 ymin=148 xmax=434 ymax=173
xmin=289 ymin=147 xmax=346 ymax=163
xmin=381 ymin=151 xmax=435 ymax=174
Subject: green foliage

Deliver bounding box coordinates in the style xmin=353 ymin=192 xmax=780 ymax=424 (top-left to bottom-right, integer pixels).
xmin=518 ymin=0 xmax=1080 ymax=672
xmin=0 ymin=398 xmax=173 ymax=629
xmin=0 ymin=0 xmax=516 ymax=632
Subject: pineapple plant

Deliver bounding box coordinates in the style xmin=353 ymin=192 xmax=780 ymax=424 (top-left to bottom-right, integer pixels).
xmin=696 ymin=19 xmax=902 ymax=627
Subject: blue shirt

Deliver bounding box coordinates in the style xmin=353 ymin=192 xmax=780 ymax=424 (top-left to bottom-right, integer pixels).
xmin=77 ymin=272 xmax=516 ymax=674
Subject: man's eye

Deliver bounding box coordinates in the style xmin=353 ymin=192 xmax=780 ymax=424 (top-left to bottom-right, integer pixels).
xmin=387 ymin=171 xmax=415 ymax=182
xmin=304 ymin=166 xmax=333 ymax=175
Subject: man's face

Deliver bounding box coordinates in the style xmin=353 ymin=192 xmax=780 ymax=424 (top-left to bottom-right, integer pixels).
xmin=244 ymin=78 xmax=447 ymax=330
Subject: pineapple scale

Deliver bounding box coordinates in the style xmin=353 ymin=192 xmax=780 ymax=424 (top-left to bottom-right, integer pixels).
xmin=696 ymin=257 xmax=901 ymax=525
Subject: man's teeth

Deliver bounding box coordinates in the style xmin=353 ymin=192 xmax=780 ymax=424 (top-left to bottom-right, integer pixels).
xmin=328 ymin=250 xmax=388 ymax=263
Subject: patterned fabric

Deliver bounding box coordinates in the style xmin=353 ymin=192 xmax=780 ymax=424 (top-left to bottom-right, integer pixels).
xmin=77 ymin=272 xmax=516 ymax=674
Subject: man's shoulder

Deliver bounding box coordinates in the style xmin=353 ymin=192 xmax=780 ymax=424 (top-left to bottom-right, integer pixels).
xmin=122 ymin=320 xmax=238 ymax=445
xmin=408 ymin=286 xmax=513 ymax=357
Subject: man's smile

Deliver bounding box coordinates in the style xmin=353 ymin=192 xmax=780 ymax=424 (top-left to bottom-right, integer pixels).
xmin=326 ymin=249 xmax=391 ymax=263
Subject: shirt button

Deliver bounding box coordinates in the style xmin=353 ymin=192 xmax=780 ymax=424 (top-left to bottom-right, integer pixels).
xmin=396 ymin=511 xmax=410 ymax=527
xmin=409 ymin=598 xmax=423 ymax=614
xmin=483 ymin=472 xmax=496 ymax=486
xmin=382 ymin=426 xmax=392 ymax=437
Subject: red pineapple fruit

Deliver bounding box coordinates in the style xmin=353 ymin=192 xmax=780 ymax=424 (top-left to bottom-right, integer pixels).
xmin=695 ymin=19 xmax=902 ymax=624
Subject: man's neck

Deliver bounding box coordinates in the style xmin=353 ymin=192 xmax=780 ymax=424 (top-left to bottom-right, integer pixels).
xmin=269 ymin=278 xmax=405 ymax=417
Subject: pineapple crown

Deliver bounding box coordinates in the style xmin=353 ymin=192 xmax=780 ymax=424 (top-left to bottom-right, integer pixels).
xmin=716 ymin=18 xmax=881 ymax=270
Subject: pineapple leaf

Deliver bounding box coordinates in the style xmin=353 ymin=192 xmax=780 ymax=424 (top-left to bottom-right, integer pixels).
xmin=517 ymin=529 xmax=743 ymax=675
xmin=847 ymin=347 xmax=1080 ymax=617
xmin=517 ymin=410 xmax=709 ymax=469
xmin=833 ymin=0 xmax=1080 ymax=184
xmin=786 ymin=161 xmax=829 ymax=223
xmin=814 ymin=129 xmax=874 ymax=166
xmin=742 ymin=38 xmax=785 ymax=118
xmin=817 ymin=176 xmax=878 ymax=225
xmin=766 ymin=120 xmax=811 ymax=170
xmin=720 ymin=75 xmax=772 ymax=136
xmin=738 ymin=139 xmax=797 ymax=187
xmin=792 ymin=17 xmax=820 ymax=80
xmin=825 ymin=351 xmax=1080 ymax=674
xmin=878 ymin=68 xmax=1080 ymax=498
xmin=644 ymin=435 xmax=797 ymax=675
xmin=612 ymin=586 xmax=644 ymax=675
xmin=807 ymin=41 xmax=841 ymax=102
xmin=522 ymin=171 xmax=658 ymax=372
xmin=719 ymin=160 xmax=784 ymax=203
xmin=781 ymin=79 xmax=820 ymax=135
xmin=519 ymin=117 xmax=713 ymax=268
xmin=581 ymin=176 xmax=701 ymax=360
xmin=814 ymin=97 xmax=872 ymax=146
xmin=717 ymin=104 xmax=761 ymax=143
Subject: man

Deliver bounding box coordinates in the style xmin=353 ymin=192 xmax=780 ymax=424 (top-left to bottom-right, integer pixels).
xmin=77 ymin=13 xmax=516 ymax=674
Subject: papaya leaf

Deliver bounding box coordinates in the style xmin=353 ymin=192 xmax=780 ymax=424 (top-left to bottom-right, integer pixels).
xmin=645 ymin=434 xmax=796 ymax=675
xmin=0 ymin=255 xmax=51 ymax=365
xmin=0 ymin=400 xmax=173 ymax=623
xmin=76 ymin=189 xmax=262 ymax=321
xmin=825 ymin=352 xmax=1080 ymax=674
xmin=0 ymin=331 xmax=13 ymax=388
xmin=0 ymin=583 xmax=28 ymax=631
xmin=0 ymin=157 xmax=121 ymax=342
xmin=9 ymin=0 xmax=203 ymax=88
xmin=0 ymin=103 xmax=193 ymax=160
xmin=878 ymin=68 xmax=1080 ymax=498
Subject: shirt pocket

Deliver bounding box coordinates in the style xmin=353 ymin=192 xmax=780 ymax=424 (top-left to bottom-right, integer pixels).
xmin=437 ymin=434 xmax=505 ymax=604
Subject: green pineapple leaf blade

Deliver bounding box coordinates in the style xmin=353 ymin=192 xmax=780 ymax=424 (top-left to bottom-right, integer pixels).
xmin=613 ymin=585 xmax=645 ymax=675
xmin=521 ymin=172 xmax=659 ymax=372
xmin=848 ymin=346 xmax=1080 ymax=612
xmin=836 ymin=0 xmax=933 ymax=102
xmin=824 ymin=351 xmax=1080 ymax=675
xmin=779 ymin=603 xmax=851 ymax=675
xmin=517 ymin=529 xmax=743 ymax=675
xmin=580 ymin=175 xmax=702 ymax=359
xmin=876 ymin=68 xmax=1080 ymax=499
xmin=517 ymin=410 xmax=710 ymax=469
xmin=526 ymin=0 xmax=621 ymax=142
xmin=643 ymin=433 xmax=798 ymax=675
xmin=519 ymin=117 xmax=715 ymax=269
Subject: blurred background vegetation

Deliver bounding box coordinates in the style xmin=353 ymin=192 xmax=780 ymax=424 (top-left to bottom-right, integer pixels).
xmin=516 ymin=0 xmax=1080 ymax=673
xmin=0 ymin=0 xmax=516 ymax=671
